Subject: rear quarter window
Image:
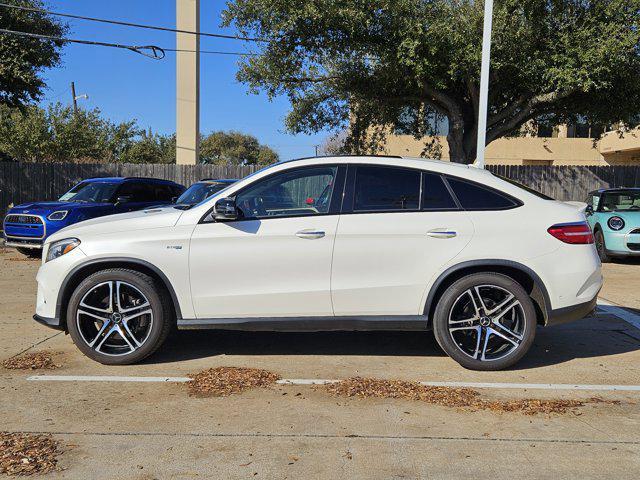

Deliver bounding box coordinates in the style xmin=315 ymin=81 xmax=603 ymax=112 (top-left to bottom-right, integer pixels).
xmin=446 ymin=177 xmax=520 ymax=211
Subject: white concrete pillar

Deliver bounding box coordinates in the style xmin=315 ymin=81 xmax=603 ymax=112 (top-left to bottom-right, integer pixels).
xmin=176 ymin=0 xmax=200 ymax=165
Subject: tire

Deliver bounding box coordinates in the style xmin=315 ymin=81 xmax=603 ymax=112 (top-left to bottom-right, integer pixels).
xmin=433 ymin=273 xmax=537 ymax=371
xmin=66 ymin=268 xmax=173 ymax=365
xmin=594 ymin=230 xmax=611 ymax=263
xmin=16 ymin=247 xmax=41 ymax=258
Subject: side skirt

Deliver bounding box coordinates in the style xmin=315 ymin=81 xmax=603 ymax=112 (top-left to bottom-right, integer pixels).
xmin=177 ymin=316 xmax=430 ymax=332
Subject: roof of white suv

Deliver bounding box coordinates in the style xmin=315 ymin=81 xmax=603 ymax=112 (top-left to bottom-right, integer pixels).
xmin=277 ymin=155 xmax=491 ymax=177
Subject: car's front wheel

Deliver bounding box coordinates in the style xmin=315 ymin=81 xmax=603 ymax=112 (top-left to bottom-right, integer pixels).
xmin=594 ymin=230 xmax=611 ymax=263
xmin=433 ymin=273 xmax=537 ymax=371
xmin=66 ymin=268 xmax=172 ymax=365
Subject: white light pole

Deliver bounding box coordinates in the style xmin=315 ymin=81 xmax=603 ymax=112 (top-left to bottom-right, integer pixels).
xmin=474 ymin=0 xmax=494 ymax=169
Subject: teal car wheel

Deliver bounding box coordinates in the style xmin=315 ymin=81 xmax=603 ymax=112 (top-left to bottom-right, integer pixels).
xmin=594 ymin=230 xmax=611 ymax=263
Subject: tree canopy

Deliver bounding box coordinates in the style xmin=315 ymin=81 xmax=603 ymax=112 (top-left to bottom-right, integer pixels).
xmin=200 ymin=130 xmax=279 ymax=165
xmin=0 ymin=0 xmax=67 ymax=108
xmin=0 ymin=103 xmax=279 ymax=165
xmin=224 ymin=0 xmax=640 ymax=163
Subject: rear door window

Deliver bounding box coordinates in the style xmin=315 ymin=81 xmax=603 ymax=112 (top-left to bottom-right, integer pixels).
xmin=422 ymin=173 xmax=458 ymax=210
xmin=154 ymin=184 xmax=175 ymax=201
xmin=446 ymin=177 xmax=519 ymax=210
xmin=353 ymin=166 xmax=420 ymax=211
xmin=117 ymin=182 xmax=156 ymax=202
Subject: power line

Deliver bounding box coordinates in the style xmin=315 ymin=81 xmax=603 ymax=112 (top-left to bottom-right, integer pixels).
xmin=0 ymin=28 xmax=257 ymax=59
xmin=0 ymin=28 xmax=166 ymax=59
xmin=0 ymin=2 xmax=264 ymax=42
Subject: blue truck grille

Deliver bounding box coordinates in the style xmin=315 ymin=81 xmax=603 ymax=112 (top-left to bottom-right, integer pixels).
xmin=3 ymin=214 xmax=45 ymax=240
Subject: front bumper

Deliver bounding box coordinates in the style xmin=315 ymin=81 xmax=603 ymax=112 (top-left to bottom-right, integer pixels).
xmin=33 ymin=314 xmax=64 ymax=331
xmin=4 ymin=238 xmax=44 ymax=249
xmin=603 ymin=230 xmax=640 ymax=256
xmin=546 ymin=294 xmax=599 ymax=327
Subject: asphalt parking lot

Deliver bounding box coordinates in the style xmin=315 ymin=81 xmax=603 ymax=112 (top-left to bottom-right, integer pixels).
xmin=1 ymin=247 xmax=640 ymax=479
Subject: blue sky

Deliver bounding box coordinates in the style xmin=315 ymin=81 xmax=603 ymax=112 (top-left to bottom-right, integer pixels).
xmin=38 ymin=0 xmax=327 ymax=159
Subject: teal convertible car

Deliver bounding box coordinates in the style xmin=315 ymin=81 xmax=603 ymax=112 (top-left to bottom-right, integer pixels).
xmin=585 ymin=188 xmax=640 ymax=262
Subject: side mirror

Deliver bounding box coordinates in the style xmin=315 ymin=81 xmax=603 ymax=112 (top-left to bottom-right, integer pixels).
xmin=214 ymin=197 xmax=238 ymax=221
xmin=585 ymin=205 xmax=594 ymax=216
xmin=115 ymin=195 xmax=132 ymax=205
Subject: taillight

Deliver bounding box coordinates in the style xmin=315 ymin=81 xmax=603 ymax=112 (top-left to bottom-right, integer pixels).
xmin=547 ymin=222 xmax=594 ymax=244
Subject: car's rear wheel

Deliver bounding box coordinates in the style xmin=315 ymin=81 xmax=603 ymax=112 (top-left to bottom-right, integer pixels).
xmin=594 ymin=230 xmax=611 ymax=263
xmin=66 ymin=268 xmax=172 ymax=365
xmin=433 ymin=273 xmax=537 ymax=371
xmin=16 ymin=247 xmax=41 ymax=258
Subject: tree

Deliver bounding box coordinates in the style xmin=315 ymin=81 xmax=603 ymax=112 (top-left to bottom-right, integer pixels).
xmin=200 ymin=130 xmax=278 ymax=165
xmin=223 ymin=0 xmax=640 ymax=164
xmin=0 ymin=0 xmax=67 ymax=107
xmin=0 ymin=103 xmax=140 ymax=162
xmin=120 ymin=130 xmax=176 ymax=164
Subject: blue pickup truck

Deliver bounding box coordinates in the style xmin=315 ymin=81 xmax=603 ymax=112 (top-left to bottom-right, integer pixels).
xmin=3 ymin=177 xmax=185 ymax=257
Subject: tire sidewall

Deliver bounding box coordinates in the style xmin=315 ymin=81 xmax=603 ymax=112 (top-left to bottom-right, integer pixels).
xmin=67 ymin=269 xmax=166 ymax=365
xmin=433 ymin=273 xmax=537 ymax=371
xmin=595 ymin=230 xmax=611 ymax=263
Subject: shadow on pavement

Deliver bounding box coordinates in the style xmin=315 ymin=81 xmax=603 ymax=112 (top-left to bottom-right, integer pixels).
xmin=147 ymin=315 xmax=640 ymax=369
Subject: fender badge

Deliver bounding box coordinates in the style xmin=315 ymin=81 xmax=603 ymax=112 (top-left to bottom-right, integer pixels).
xmin=167 ymin=245 xmax=183 ymax=250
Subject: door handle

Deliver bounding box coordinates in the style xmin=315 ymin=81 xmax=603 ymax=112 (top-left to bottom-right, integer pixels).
xmin=296 ymin=230 xmax=325 ymax=239
xmin=427 ymin=229 xmax=457 ymax=239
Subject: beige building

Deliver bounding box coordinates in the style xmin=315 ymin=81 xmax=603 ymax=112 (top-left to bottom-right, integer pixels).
xmin=382 ymin=125 xmax=640 ymax=165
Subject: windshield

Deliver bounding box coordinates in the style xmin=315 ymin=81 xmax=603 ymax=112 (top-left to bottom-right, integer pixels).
xmin=58 ymin=182 xmax=119 ymax=203
xmin=175 ymin=182 xmax=234 ymax=206
xmin=599 ymin=191 xmax=640 ymax=212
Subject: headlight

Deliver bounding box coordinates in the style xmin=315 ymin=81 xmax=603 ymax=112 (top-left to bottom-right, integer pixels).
xmin=47 ymin=210 xmax=68 ymax=221
xmin=608 ymin=216 xmax=625 ymax=231
xmin=46 ymin=238 xmax=81 ymax=262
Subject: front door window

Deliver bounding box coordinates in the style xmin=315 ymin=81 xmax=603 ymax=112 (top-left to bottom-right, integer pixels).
xmin=235 ymin=166 xmax=337 ymax=219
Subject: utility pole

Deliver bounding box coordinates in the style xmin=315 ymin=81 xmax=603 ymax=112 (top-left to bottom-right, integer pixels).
xmin=176 ymin=0 xmax=200 ymax=165
xmin=70 ymin=81 xmax=89 ymax=115
xmin=71 ymin=81 xmax=78 ymax=115
xmin=314 ymin=145 xmax=319 ymax=156
xmin=474 ymin=0 xmax=494 ymax=169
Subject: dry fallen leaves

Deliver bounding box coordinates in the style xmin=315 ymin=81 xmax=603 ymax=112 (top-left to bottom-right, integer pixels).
xmin=2 ymin=352 xmax=60 ymax=371
xmin=321 ymin=377 xmax=613 ymax=415
xmin=187 ymin=367 xmax=281 ymax=397
xmin=0 ymin=432 xmax=61 ymax=476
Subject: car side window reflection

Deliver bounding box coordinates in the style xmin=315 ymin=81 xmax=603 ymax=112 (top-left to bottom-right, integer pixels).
xmin=235 ymin=166 xmax=337 ymax=219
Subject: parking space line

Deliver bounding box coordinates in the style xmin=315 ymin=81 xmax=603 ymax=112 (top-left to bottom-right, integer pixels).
xmin=26 ymin=375 xmax=640 ymax=391
xmin=27 ymin=375 xmax=190 ymax=383
xmin=598 ymin=299 xmax=640 ymax=331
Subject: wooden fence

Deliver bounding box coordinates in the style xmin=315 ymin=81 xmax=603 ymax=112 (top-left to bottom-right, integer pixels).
xmin=1 ymin=162 xmax=640 ymax=218
xmin=0 ymin=162 xmax=258 ymax=218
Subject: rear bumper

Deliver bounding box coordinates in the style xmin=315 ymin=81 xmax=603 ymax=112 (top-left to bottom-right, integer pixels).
xmin=33 ymin=314 xmax=64 ymax=331
xmin=546 ymin=294 xmax=598 ymax=327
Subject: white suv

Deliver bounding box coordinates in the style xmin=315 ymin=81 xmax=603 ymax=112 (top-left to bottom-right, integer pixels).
xmin=34 ymin=156 xmax=602 ymax=370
